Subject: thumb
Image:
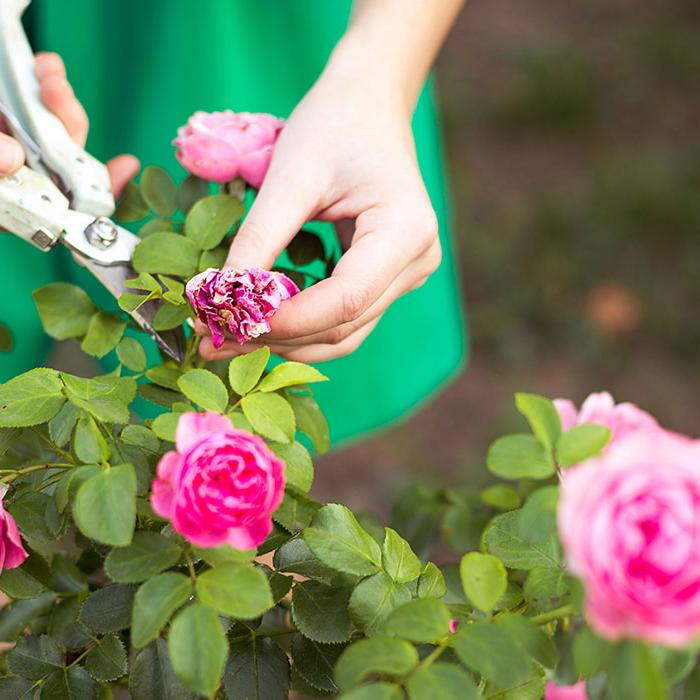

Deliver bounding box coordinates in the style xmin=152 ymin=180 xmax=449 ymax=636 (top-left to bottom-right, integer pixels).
xmin=226 ymin=168 xmax=316 ymax=271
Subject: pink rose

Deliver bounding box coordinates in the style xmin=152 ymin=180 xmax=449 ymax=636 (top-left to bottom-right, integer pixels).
xmin=186 ymin=267 xmax=299 ymax=348
xmin=0 ymin=487 xmax=28 ymax=573
xmin=554 ymin=391 xmax=659 ymax=447
xmin=173 ymin=110 xmax=284 ymax=186
xmin=558 ymin=430 xmax=700 ymax=646
xmin=544 ymin=681 xmax=587 ymax=700
xmin=151 ymin=412 xmax=285 ymax=550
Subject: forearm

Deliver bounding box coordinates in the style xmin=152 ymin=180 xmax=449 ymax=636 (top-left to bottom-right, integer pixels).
xmin=329 ymin=0 xmax=464 ymax=113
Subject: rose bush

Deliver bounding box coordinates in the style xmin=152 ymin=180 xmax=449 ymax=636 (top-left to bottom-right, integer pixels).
xmin=0 ymin=115 xmax=696 ymax=699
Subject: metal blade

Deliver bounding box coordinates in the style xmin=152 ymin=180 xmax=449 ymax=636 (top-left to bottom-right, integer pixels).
xmin=80 ymin=257 xmax=187 ymax=363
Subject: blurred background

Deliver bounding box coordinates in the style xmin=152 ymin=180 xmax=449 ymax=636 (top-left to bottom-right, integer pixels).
xmin=316 ymin=0 xmax=700 ymax=513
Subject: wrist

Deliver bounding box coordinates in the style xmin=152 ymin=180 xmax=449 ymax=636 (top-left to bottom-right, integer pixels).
xmin=323 ymin=33 xmax=417 ymax=118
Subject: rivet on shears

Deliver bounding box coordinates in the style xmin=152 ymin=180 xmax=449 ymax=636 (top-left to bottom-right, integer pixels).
xmin=85 ymin=216 xmax=118 ymax=249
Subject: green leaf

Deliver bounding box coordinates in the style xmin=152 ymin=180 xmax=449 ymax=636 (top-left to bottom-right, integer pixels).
xmin=291 ymin=580 xmax=352 ymax=643
xmin=133 ymin=232 xmax=200 ymax=277
xmin=178 ymin=174 xmax=209 ymax=214
xmin=452 ymin=621 xmax=532 ymax=689
xmin=32 ymin=283 xmax=95 ymax=340
xmin=381 ymin=527 xmax=421 ymax=584
xmin=62 ymin=373 xmax=135 ymax=424
xmin=79 ymin=584 xmax=135 ymax=633
xmin=73 ymin=464 xmax=137 ymax=546
xmin=185 ymin=194 xmax=244 ymax=250
xmin=0 ymin=676 xmax=34 ymax=699
xmin=140 ymin=217 xmax=175 ymax=237
xmin=198 ymin=247 xmax=228 ymax=271
xmin=286 ymin=393 xmax=330 ymax=453
xmin=556 ymin=424 xmax=611 ymax=467
xmin=483 ymin=510 xmax=561 ymax=570
xmin=168 ymin=603 xmax=228 ymax=698
xmin=304 ymin=504 xmax=382 ymax=576
xmin=273 ymin=537 xmax=338 ymax=580
xmin=193 ymin=545 xmax=255 ymax=566
xmin=515 ymin=392 xmax=562 ymax=449
xmin=39 ymin=667 xmax=97 ymax=700
xmin=270 ymin=441 xmax=314 ymax=492
xmin=0 ymin=368 xmax=65 ymax=427
xmin=291 ymin=635 xmax=343 ymax=693
xmin=406 ymin=663 xmax=480 ymax=700
xmin=224 ymin=635 xmax=290 ymax=700
xmin=383 ymin=598 xmax=451 ymax=643
xmin=523 ymin=567 xmax=574 ymax=612
xmin=120 ymin=424 xmax=160 ymax=453
xmin=348 ymin=572 xmax=411 ymax=636
xmin=228 ymin=347 xmax=270 ymax=395
xmin=73 ymin=413 xmax=110 ymax=464
xmin=487 ymin=434 xmax=555 ymax=480
xmin=339 ymin=683 xmax=404 ymax=700
xmin=131 ymin=573 xmax=192 ymax=649
xmin=7 ymin=495 xmax=57 ymax=545
xmin=115 ymin=180 xmax=148 ymax=222
xmin=146 ymin=364 xmax=183 ymax=391
xmin=573 ymin=625 xmax=613 ymax=678
xmin=177 ymin=369 xmax=229 ymax=412
xmin=242 ymin=392 xmax=295 ymax=442
xmin=48 ymin=402 xmax=79 ymax=447
xmin=0 ymin=559 xmax=47 ymax=599
xmin=287 ymin=230 xmax=325 ymax=267
xmin=79 ymin=312 xmax=126 ymax=358
xmin=7 ymin=634 xmax=63 ymax=679
xmin=273 ymin=489 xmax=321 ymax=534
xmin=480 ymin=484 xmax=522 ymax=510
xmin=335 ymin=637 xmax=418 ymax=692
xmin=153 ymin=302 xmax=190 ymax=331
xmin=608 ymin=641 xmax=669 ymax=700
xmin=116 ymin=337 xmax=147 ymax=372
xmin=141 ymin=165 xmax=178 ymax=217
xmin=196 ymin=563 xmax=273 ymax=619
xmin=518 ymin=486 xmax=559 ymax=544
xmin=258 ymin=362 xmax=328 ymax=393
xmin=105 ymin=531 xmax=182 ymax=583
xmin=85 ymin=633 xmax=127 ymax=681
xmin=416 ymin=562 xmax=447 ymax=599
xmin=460 ymin=552 xmax=507 ymax=612
xmin=496 ymin=612 xmax=559 ymax=669
xmin=129 ymin=639 xmax=196 ymax=700
xmin=151 ymin=412 xmax=180 ymax=441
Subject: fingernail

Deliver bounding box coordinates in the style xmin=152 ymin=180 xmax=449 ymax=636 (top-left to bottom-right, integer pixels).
xmin=0 ymin=139 xmax=24 ymax=175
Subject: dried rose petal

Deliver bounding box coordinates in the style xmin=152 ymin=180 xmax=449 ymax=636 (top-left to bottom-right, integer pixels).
xmin=186 ymin=267 xmax=299 ymax=347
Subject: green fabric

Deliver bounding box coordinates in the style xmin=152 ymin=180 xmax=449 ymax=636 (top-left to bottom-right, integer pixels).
xmin=2 ymin=0 xmax=467 ymax=445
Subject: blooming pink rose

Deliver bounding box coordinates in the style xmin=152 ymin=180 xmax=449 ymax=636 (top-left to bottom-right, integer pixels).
xmin=544 ymin=681 xmax=587 ymax=700
xmin=173 ymin=110 xmax=284 ymax=186
xmin=151 ymin=412 xmax=285 ymax=550
xmin=554 ymin=391 xmax=659 ymax=448
xmin=186 ymin=267 xmax=299 ymax=348
xmin=0 ymin=487 xmax=28 ymax=573
xmin=558 ymin=430 xmax=700 ymax=646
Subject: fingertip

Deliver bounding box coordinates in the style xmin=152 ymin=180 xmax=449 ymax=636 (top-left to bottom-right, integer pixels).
xmin=0 ymin=134 xmax=25 ymax=175
xmin=35 ymin=52 xmax=66 ymax=80
xmin=194 ymin=319 xmax=210 ymax=336
xmin=106 ymin=154 xmax=140 ymax=198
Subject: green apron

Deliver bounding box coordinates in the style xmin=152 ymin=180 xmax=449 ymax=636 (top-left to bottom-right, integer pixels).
xmin=2 ymin=0 xmax=467 ymax=445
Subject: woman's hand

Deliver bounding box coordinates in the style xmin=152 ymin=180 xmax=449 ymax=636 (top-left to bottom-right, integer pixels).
xmin=198 ymin=0 xmax=463 ymax=364
xmin=0 ymin=52 xmax=138 ymax=195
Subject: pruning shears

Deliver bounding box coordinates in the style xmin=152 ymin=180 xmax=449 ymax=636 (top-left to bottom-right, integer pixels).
xmin=0 ymin=0 xmax=186 ymax=362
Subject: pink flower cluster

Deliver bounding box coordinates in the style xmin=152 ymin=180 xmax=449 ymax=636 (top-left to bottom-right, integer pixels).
xmin=151 ymin=412 xmax=285 ymax=550
xmin=186 ymin=267 xmax=299 ymax=348
xmin=173 ymin=110 xmax=284 ymax=187
xmin=0 ymin=488 xmax=27 ymax=574
xmin=556 ymin=392 xmax=700 ymax=647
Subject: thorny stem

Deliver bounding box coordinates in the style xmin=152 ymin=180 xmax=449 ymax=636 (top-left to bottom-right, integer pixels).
xmin=0 ymin=463 xmax=72 ymax=483
xmin=529 ymin=604 xmax=574 ymax=625
xmin=29 ymin=427 xmax=75 ymax=464
xmin=184 ymin=551 xmax=197 ymax=583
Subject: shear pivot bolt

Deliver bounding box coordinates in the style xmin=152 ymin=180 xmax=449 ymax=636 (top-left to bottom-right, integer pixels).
xmin=85 ymin=217 xmax=118 ymax=249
